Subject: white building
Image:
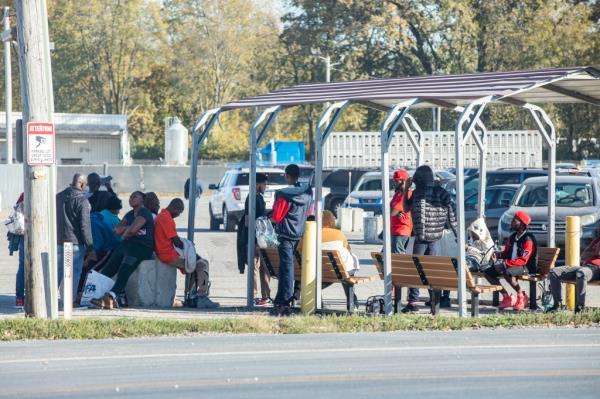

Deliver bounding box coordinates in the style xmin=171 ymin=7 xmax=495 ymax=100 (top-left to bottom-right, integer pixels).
xmin=0 ymin=112 xmax=130 ymax=164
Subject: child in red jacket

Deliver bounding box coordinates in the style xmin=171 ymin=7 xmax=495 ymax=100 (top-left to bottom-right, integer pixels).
xmin=485 ymin=211 xmax=537 ymax=311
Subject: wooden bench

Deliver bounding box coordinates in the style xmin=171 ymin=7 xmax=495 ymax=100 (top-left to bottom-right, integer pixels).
xmin=416 ymin=255 xmax=504 ymax=316
xmin=371 ymin=252 xmax=429 ymax=313
xmin=259 ymin=247 xmax=375 ymax=312
xmin=515 ymin=247 xmax=560 ymax=310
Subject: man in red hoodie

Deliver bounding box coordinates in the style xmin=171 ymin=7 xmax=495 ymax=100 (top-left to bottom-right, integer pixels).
xmin=485 ymin=211 xmax=536 ymax=311
xmin=548 ymin=223 xmax=600 ymax=313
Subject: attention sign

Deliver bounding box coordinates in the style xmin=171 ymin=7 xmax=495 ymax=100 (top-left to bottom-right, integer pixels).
xmin=27 ymin=122 xmax=55 ymax=165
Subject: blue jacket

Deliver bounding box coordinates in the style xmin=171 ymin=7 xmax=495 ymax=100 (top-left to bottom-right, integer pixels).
xmin=90 ymin=212 xmax=120 ymax=253
xmin=274 ymin=183 xmax=312 ymax=240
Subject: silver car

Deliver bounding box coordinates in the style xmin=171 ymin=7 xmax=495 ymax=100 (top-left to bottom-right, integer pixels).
xmin=498 ymin=176 xmax=600 ymax=247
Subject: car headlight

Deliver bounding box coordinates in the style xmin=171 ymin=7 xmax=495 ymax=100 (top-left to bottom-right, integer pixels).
xmin=580 ymin=214 xmax=598 ymax=226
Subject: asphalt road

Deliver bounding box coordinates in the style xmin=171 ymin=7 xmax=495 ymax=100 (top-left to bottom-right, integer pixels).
xmin=1 ymin=328 xmax=599 ymax=398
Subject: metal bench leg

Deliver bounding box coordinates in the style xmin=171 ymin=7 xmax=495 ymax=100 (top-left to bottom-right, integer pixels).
xmin=471 ymin=292 xmax=480 ymax=317
xmin=393 ymin=285 xmax=401 ymax=314
xmin=492 ymin=291 xmax=500 ymax=307
xmin=529 ymin=281 xmax=537 ymax=310
xmin=344 ymin=283 xmax=356 ymax=313
xmin=430 ymin=290 xmax=441 ymax=315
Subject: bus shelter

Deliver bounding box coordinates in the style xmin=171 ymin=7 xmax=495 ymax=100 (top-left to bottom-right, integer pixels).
xmin=187 ymin=66 xmax=600 ymax=316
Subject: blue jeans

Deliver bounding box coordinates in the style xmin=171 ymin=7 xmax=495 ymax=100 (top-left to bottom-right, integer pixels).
xmin=413 ymin=239 xmax=449 ymax=300
xmin=274 ymin=238 xmax=298 ymax=307
xmin=57 ymin=244 xmax=86 ymax=301
xmin=391 ymin=235 xmax=409 ymax=254
xmin=16 ymin=236 xmax=25 ymax=299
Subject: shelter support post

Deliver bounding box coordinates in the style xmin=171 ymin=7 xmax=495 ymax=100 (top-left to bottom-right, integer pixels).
xmin=315 ymin=101 xmax=349 ymax=310
xmin=524 ymin=104 xmax=556 ymax=248
xmin=380 ymin=99 xmax=419 ymax=315
xmin=247 ymin=105 xmax=282 ymax=309
xmin=401 ymin=113 xmax=424 ymax=167
xmin=454 ymin=96 xmax=491 ymax=317
xmin=185 ymin=107 xmax=221 ymax=305
xmin=469 ymin=122 xmax=488 ymax=219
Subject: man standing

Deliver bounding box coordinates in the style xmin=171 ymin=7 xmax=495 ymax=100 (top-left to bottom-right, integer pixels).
xmin=389 ymin=169 xmax=416 ymax=307
xmin=548 ymin=223 xmax=600 ymax=313
xmin=56 ymin=174 xmax=95 ymax=304
xmin=270 ymin=164 xmax=312 ymax=316
xmin=87 ymin=172 xmax=116 ymax=213
xmin=154 ymin=198 xmax=219 ymax=308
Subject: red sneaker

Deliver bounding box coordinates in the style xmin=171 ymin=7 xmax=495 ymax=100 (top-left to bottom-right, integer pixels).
xmin=513 ymin=292 xmax=529 ymax=311
xmin=15 ymin=297 xmax=24 ymax=308
xmin=498 ymin=294 xmax=514 ymax=310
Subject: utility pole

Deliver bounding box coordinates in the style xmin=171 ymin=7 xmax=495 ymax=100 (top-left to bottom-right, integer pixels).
xmin=16 ymin=0 xmax=55 ymax=318
xmin=3 ymin=6 xmax=12 ymax=164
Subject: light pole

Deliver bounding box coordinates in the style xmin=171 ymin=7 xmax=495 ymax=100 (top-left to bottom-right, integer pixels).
xmin=3 ymin=6 xmax=12 ymax=164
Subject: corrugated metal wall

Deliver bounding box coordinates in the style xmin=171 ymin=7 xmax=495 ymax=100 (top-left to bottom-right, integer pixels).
xmin=324 ymin=130 xmax=543 ymax=169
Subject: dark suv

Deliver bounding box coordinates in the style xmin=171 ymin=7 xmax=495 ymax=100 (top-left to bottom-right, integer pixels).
xmin=462 ymin=168 xmax=548 ymax=198
xmin=322 ymin=168 xmax=373 ymax=215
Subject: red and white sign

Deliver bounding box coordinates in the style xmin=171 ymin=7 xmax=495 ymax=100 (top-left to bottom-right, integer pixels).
xmin=27 ymin=122 xmax=55 ymax=165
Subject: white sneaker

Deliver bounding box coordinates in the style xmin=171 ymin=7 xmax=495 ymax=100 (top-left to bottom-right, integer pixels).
xmin=197 ymin=296 xmax=220 ymax=309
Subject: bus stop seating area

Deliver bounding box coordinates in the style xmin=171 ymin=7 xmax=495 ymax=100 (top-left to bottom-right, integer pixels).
xmin=124 ymin=258 xmax=177 ymax=308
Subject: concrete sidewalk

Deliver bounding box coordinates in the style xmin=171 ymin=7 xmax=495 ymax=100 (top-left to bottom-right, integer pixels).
xmin=2 ymin=196 xmax=598 ymax=319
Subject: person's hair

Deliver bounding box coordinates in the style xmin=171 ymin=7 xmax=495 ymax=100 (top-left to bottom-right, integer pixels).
xmin=87 ymin=172 xmax=100 ymax=185
xmin=106 ymin=196 xmax=122 ymax=210
xmin=285 ymin=164 xmax=300 ymax=179
xmin=169 ymin=198 xmax=184 ymax=209
xmin=322 ymin=210 xmax=336 ymax=229
xmin=412 ymin=165 xmax=435 ymax=189
xmin=256 ymin=173 xmax=268 ymax=184
xmin=72 ymin=173 xmax=85 ymax=186
xmin=132 ymin=191 xmax=146 ymax=200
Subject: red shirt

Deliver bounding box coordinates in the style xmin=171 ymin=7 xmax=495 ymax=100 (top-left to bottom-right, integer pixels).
xmin=582 ymin=238 xmax=600 ymax=267
xmin=154 ymin=209 xmax=179 ymax=264
xmin=390 ymin=191 xmax=412 ymax=237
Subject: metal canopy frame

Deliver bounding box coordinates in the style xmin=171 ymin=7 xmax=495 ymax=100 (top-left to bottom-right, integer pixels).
xmin=186 ymin=67 xmax=598 ymax=315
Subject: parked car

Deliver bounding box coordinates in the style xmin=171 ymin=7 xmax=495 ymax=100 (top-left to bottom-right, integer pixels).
xmin=447 ymin=167 xmax=478 ymax=177
xmin=208 ymin=167 xmax=288 ymax=231
xmin=462 ymin=168 xmax=548 ymax=198
xmin=498 ymin=176 xmax=600 ymax=248
xmin=464 ymin=184 xmax=520 ymax=240
xmin=322 ymin=168 xmax=373 ymax=215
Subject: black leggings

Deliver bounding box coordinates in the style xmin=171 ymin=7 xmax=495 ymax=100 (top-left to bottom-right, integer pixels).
xmin=100 ymin=241 xmax=154 ymax=295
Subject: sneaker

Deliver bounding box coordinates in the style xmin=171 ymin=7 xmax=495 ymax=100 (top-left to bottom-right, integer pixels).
xmin=440 ymin=297 xmax=452 ymax=308
xmin=575 ymin=305 xmax=584 ymax=314
xmin=196 ymin=295 xmax=220 ymax=309
xmin=498 ymin=294 xmax=514 ymax=310
xmin=401 ymin=303 xmax=419 ymax=313
xmin=513 ymin=292 xmax=529 ymax=311
xmin=15 ymin=297 xmax=24 ymax=308
xmin=254 ymin=298 xmax=270 ymax=307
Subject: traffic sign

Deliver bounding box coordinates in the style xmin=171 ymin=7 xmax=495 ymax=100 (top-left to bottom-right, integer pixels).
xmin=27 ymin=122 xmax=55 ymax=165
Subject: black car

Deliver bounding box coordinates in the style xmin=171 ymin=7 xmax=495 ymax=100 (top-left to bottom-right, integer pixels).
xmin=322 ymin=168 xmax=374 ymax=215
xmin=464 ymin=184 xmax=520 ymax=241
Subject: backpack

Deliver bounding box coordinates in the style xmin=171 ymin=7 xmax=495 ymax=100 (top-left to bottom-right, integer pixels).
xmin=523 ymin=232 xmax=539 ymax=274
xmin=365 ymin=295 xmax=385 ymax=315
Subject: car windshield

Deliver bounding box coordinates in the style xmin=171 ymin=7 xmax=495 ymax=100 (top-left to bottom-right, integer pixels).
xmin=514 ymin=182 xmax=595 ymax=208
xmin=235 ymin=172 xmax=288 ymax=186
xmin=356 ymin=177 xmax=394 ymax=191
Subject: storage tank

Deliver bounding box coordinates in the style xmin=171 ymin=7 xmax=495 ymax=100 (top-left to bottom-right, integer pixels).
xmin=164 ymin=117 xmax=188 ymax=165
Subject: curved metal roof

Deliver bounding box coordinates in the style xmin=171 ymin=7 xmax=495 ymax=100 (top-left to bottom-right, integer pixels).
xmin=223 ymin=66 xmax=600 ymax=110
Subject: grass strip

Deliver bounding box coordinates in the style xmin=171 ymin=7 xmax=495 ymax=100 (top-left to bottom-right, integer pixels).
xmin=1 ymin=310 xmax=599 ymax=341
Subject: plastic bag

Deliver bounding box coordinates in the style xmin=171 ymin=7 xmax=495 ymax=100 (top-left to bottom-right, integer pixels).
xmin=256 ymin=217 xmax=279 ymax=248
xmin=80 ymin=270 xmax=114 ymax=306
xmin=3 ymin=208 xmax=25 ymax=235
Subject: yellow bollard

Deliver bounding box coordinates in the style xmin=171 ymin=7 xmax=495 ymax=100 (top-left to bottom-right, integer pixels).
xmin=565 ymin=216 xmax=580 ymax=310
xmin=301 ymin=221 xmax=317 ymax=315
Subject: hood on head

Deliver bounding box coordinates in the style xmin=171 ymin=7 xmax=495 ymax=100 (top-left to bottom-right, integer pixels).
xmin=468 ymin=217 xmax=492 ymax=242
xmin=412 ymin=165 xmax=435 ymax=188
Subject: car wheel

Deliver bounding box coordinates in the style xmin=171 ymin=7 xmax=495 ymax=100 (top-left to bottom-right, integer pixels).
xmin=223 ymin=205 xmax=236 ymax=232
xmin=209 ymin=204 xmax=220 ymax=231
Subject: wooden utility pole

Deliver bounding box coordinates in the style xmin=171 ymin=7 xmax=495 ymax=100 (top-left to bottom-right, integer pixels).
xmin=16 ymin=0 xmax=55 ymax=318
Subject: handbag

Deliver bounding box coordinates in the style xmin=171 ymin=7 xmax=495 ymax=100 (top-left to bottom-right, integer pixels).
xmin=256 ymin=217 xmax=279 ymax=248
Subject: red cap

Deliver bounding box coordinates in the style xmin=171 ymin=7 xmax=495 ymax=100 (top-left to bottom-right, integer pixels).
xmin=393 ymin=169 xmax=410 ymax=181
xmin=514 ymin=210 xmax=531 ymax=226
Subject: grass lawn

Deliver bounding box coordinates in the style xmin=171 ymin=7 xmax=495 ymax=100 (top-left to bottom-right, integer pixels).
xmin=1 ymin=310 xmax=599 ymax=341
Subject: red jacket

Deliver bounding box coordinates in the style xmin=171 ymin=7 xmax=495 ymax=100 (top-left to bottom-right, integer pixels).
xmin=501 ymin=231 xmax=536 ymax=269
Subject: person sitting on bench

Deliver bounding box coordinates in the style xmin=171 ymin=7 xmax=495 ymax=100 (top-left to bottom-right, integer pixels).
xmin=466 ymin=218 xmax=495 ymax=272
xmin=484 ymin=211 xmax=537 ymax=311
xmin=548 ymin=223 xmax=600 ymax=313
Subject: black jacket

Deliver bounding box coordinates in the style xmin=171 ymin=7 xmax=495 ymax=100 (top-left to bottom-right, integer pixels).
xmin=274 ymin=183 xmax=312 ymax=241
xmin=56 ymin=186 xmax=93 ymax=248
xmin=88 ymin=190 xmax=116 ymax=213
xmin=409 ymin=166 xmax=457 ymax=242
xmin=236 ymin=192 xmax=266 ymax=273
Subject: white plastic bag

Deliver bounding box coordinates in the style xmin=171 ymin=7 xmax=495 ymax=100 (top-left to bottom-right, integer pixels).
xmin=256 ymin=216 xmax=279 ymax=248
xmin=4 ymin=208 xmax=25 ymax=235
xmin=80 ymin=270 xmax=114 ymax=306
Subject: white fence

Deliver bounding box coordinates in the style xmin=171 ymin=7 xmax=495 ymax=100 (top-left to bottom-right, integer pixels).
xmin=324 ymin=130 xmax=543 ymax=169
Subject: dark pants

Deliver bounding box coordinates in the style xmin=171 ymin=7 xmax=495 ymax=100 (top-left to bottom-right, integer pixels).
xmin=100 ymin=241 xmax=153 ymax=295
xmin=413 ymin=239 xmax=449 ymax=301
xmin=274 ymin=238 xmax=298 ymax=307
xmin=391 ymin=235 xmax=418 ymax=303
xmin=16 ymin=236 xmax=25 ymax=299
xmin=484 ymin=264 xmax=526 ymax=293
xmin=549 ymin=265 xmax=600 ymax=308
